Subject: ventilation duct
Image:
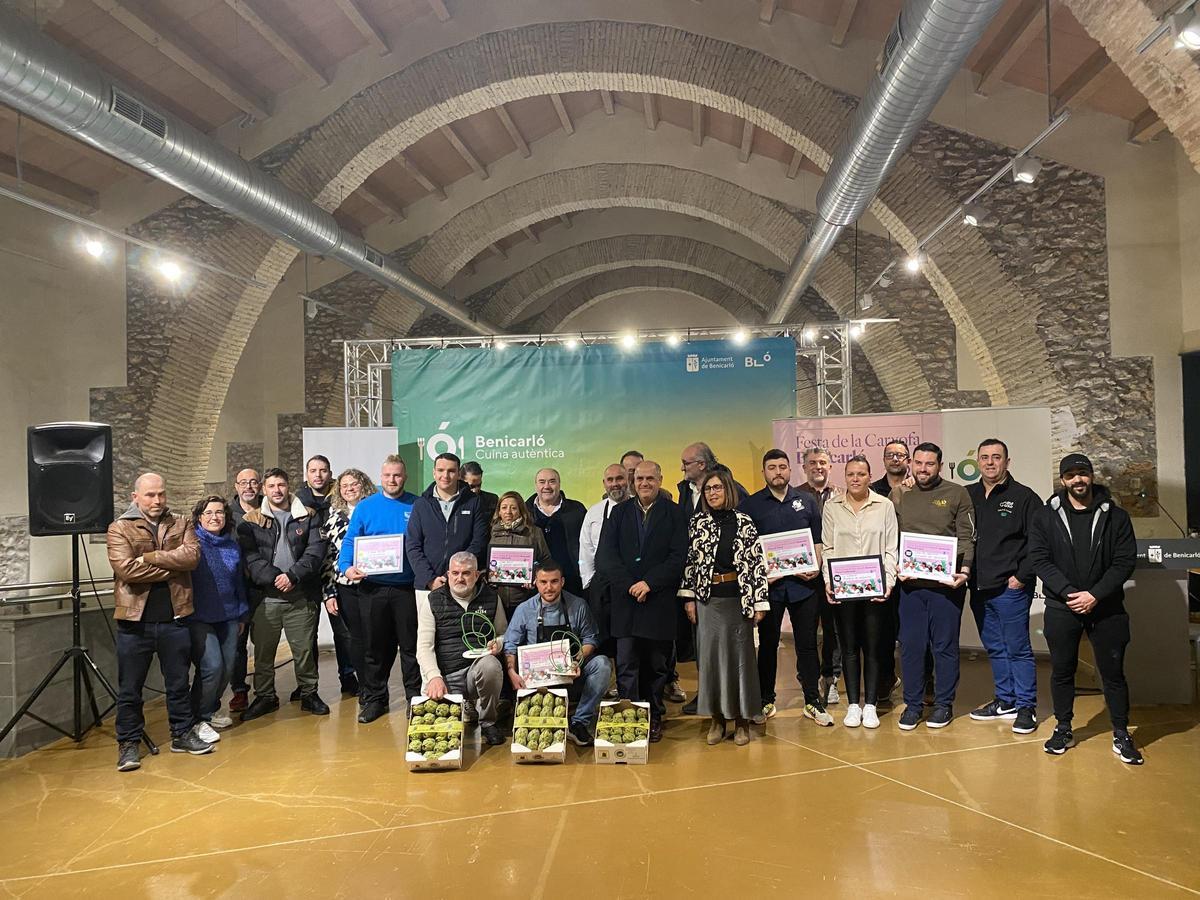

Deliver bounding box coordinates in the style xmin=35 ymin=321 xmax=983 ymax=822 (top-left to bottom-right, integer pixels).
xmin=0 ymin=7 xmax=495 ymax=335
xmin=768 ymin=0 xmax=1007 ymax=323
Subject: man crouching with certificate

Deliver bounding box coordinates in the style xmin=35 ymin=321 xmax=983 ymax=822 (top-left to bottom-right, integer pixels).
xmin=504 ymin=560 xmax=612 ymax=747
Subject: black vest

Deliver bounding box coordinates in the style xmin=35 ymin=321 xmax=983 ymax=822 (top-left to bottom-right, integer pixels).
xmin=431 ymin=585 xmax=499 ymax=677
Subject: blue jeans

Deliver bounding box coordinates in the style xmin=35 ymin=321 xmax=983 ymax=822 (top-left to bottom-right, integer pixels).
xmin=116 ymin=620 xmax=194 ymax=742
xmin=568 ymin=653 xmax=613 ymax=727
xmin=189 ymin=619 xmax=239 ymax=721
xmin=971 ymin=584 xmax=1036 ymax=708
xmin=898 ymin=583 xmax=965 ymax=709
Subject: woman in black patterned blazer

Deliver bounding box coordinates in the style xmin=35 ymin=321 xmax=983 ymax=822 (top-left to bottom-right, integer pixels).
xmin=679 ymin=468 xmax=770 ymax=746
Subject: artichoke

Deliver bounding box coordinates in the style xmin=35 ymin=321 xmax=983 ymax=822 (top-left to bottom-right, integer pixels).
xmin=599 ymin=707 xmax=614 ymax=720
xmin=425 ymin=751 xmax=439 ymax=760
xmin=408 ymin=739 xmax=422 ymax=753
xmin=421 ymin=737 xmax=437 ymax=752
xmin=621 ymin=729 xmax=637 ymax=743
xmin=553 ymin=704 xmax=567 ymax=719
xmin=447 ymin=735 xmax=460 ymax=749
xmin=636 ymin=708 xmax=649 ymax=721
xmin=515 ymin=701 xmax=530 ymax=718
xmin=433 ymin=717 xmax=447 ymax=725
xmin=434 ymin=740 xmax=449 ymax=754
xmin=553 ymin=729 xmax=565 ymax=744
xmin=514 ymin=728 xmax=529 ymax=745
xmin=435 ymin=703 xmax=450 ymax=717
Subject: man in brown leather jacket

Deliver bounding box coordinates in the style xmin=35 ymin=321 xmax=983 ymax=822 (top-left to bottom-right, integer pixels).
xmin=107 ymin=472 xmax=212 ymax=771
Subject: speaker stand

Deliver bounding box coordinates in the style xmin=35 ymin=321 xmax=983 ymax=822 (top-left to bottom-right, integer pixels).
xmin=0 ymin=536 xmax=158 ymax=756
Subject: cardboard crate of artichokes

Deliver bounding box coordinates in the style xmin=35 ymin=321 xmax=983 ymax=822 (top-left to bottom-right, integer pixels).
xmin=512 ymin=688 xmax=568 ymax=755
xmin=596 ymin=703 xmax=650 ymax=744
xmin=406 ymin=696 xmax=465 ymax=764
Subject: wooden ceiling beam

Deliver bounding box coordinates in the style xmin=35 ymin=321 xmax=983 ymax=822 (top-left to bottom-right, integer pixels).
xmin=975 ymin=0 xmax=1045 ymax=96
xmin=599 ymin=90 xmax=615 ymax=115
xmin=1052 ymin=47 xmax=1114 ymax=113
xmin=558 ymin=213 xmax=572 ymax=228
xmin=495 ymin=104 xmax=530 ymax=158
xmin=0 ymin=107 xmax=143 ymax=179
xmin=550 ymin=94 xmax=574 ymax=134
xmin=1128 ymin=108 xmax=1166 ymax=144
xmin=786 ymin=148 xmax=804 ymax=179
xmin=222 ymin=0 xmax=328 ymax=85
xmin=398 ymin=153 xmax=446 ymax=199
xmin=428 ymin=0 xmax=452 ymax=22
xmin=90 ymin=0 xmax=270 ymax=120
xmin=759 ymin=0 xmax=777 ymax=24
xmin=831 ymin=0 xmax=860 ymax=47
xmin=691 ymin=101 xmax=704 ymax=146
xmin=357 ymin=185 xmax=406 ymax=222
xmin=643 ymin=94 xmax=659 ymax=131
xmin=0 ymin=151 xmax=99 ymax=214
xmin=739 ymin=119 xmax=754 ymax=163
xmin=439 ymin=124 xmax=487 ymax=180
xmin=521 ymin=226 xmax=540 ymax=243
xmin=331 ymin=0 xmax=390 ymax=55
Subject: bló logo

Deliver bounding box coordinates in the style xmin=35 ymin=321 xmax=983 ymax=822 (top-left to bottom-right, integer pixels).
xmin=745 ymin=352 xmax=772 ymax=368
xmin=424 ymin=421 xmax=464 ymax=461
xmin=948 ymin=449 xmax=981 ymax=483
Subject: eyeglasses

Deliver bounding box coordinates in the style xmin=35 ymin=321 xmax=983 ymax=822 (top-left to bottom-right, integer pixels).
xmin=235 ymin=479 xmax=261 ymax=487
xmin=681 ymin=458 xmax=703 ymax=467
xmin=884 ymin=452 xmax=909 ymax=460
xmin=200 ymin=510 xmax=225 ymax=518
xmin=702 ymin=484 xmax=725 ymax=493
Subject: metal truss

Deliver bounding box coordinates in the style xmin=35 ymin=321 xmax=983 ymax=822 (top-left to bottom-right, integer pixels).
xmin=343 ymin=322 xmax=856 ymax=426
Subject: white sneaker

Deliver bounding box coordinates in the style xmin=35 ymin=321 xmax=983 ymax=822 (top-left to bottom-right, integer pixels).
xmin=825 ymin=681 xmax=840 ymax=706
xmin=844 ymin=704 xmax=862 ymax=727
xmin=862 ymin=704 xmax=880 ymax=729
xmin=208 ymin=713 xmax=233 ymax=729
xmin=195 ymin=722 xmax=221 ymax=743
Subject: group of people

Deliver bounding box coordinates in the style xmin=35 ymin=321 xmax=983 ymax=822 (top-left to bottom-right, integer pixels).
xmin=105 ymin=435 xmax=1143 ymax=772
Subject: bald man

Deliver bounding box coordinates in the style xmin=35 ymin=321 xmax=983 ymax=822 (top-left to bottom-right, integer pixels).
xmin=227 ymin=467 xmax=262 ymax=712
xmin=107 ymin=473 xmax=211 ymax=770
xmin=525 ymin=467 xmax=588 ymax=596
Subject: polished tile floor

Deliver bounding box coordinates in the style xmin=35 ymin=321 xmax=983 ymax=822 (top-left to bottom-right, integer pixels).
xmin=1 ymin=650 xmax=1197 ymax=898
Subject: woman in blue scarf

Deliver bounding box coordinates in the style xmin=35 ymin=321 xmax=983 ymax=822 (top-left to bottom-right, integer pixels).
xmin=189 ymin=495 xmax=249 ymax=742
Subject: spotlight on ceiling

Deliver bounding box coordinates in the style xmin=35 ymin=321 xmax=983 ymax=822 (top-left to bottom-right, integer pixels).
xmin=494 ymin=339 xmax=507 ymax=351
xmin=83 ymin=237 xmax=105 ymax=259
xmin=732 ymin=328 xmax=748 ymax=345
xmin=1012 ymin=154 xmax=1042 ymax=184
xmin=962 ymin=202 xmax=991 ymax=227
xmin=665 ymin=333 xmax=681 ymax=347
xmin=1170 ymin=9 xmax=1200 ymax=50
xmin=803 ymin=327 xmax=817 ymax=342
xmin=860 ymin=292 xmax=873 ymax=310
xmin=157 ymin=259 xmax=183 ymax=282
xmin=849 ymin=323 xmax=864 ymax=338
xmin=564 ymin=337 xmax=580 ymax=350
xmin=878 ymin=274 xmax=893 ymax=288
xmin=904 ymin=252 xmax=926 ymax=273
xmin=620 ymin=332 xmax=638 ymax=349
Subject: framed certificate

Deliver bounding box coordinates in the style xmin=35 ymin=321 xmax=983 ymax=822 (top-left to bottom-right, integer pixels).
xmin=516 ymin=639 xmax=578 ymax=688
xmin=759 ymin=528 xmax=819 ymax=578
xmin=827 ymin=555 xmax=886 ymax=601
xmin=898 ymin=533 xmax=958 ymax=585
xmin=353 ymin=534 xmax=405 ymax=575
xmin=488 ymin=546 xmax=536 ymax=585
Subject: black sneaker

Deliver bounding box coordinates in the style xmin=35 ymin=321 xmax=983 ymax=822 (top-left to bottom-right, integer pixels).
xmin=357 ymin=701 xmax=387 ymax=724
xmin=1112 ymin=731 xmax=1144 ymax=765
xmin=171 ymin=728 xmax=215 ymax=755
xmin=1043 ymin=727 xmax=1074 ymax=755
xmin=240 ymin=694 xmax=280 ymax=722
xmin=567 ymin=721 xmax=594 ymax=747
xmin=1012 ymin=707 xmax=1038 ymax=734
xmin=969 ymin=699 xmax=1017 ymax=721
xmin=116 ymin=741 xmax=141 ymax=771
xmin=926 ymin=705 xmax=953 ymax=729
xmin=481 ymin=724 xmax=506 ymax=746
xmin=681 ymin=698 xmax=698 ymax=716
xmin=300 ymin=693 xmax=330 ymax=715
xmin=898 ymin=705 xmax=922 ymax=731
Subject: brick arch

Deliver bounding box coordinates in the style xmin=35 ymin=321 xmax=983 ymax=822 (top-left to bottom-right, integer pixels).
xmin=116 ymin=20 xmax=1049 ymax=497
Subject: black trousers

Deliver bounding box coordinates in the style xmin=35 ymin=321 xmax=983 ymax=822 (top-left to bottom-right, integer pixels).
xmin=616 ymin=637 xmax=672 ymax=722
xmin=311 ymin=602 xmax=355 ymax=681
xmin=357 ymin=581 xmax=421 ymax=706
xmin=1043 ymin=602 xmax=1131 ymax=732
xmin=875 ymin=589 xmax=899 ymax=696
xmin=757 ymin=596 xmax=821 ymax=705
xmin=115 ymin=619 xmax=193 ymax=743
xmin=833 ymin=599 xmax=888 ymax=706
xmin=335 ymin=583 xmax=368 ymax=691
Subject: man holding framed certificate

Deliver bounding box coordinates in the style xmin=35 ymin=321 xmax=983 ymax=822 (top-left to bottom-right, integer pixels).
xmin=890 ymin=443 xmax=975 ymax=731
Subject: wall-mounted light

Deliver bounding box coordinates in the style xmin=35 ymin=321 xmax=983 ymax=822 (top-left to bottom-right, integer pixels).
xmin=961 ymin=202 xmax=993 ymax=227
xmin=860 ymin=292 xmax=873 ymax=310
xmin=305 ymin=298 xmax=317 ymax=320
xmin=904 ymin=252 xmax=926 ymax=273
xmin=156 ymin=259 xmax=183 ymax=282
xmin=1012 ymin=154 xmax=1042 ymax=184
xmin=1170 ymin=9 xmax=1200 ymax=49
xmin=83 ymin=237 xmax=105 ymax=259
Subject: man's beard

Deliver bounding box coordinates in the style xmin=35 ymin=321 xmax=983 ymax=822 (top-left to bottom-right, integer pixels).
xmin=606 ymin=488 xmax=629 ymax=503
xmin=449 ymin=582 xmax=476 ymax=600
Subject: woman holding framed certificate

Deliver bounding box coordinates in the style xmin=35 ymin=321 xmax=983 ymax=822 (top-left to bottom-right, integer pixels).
xmin=679 ymin=469 xmax=770 ymax=747
xmin=820 ymin=455 xmax=898 ymax=729
xmin=487 ymin=491 xmax=552 ymax=616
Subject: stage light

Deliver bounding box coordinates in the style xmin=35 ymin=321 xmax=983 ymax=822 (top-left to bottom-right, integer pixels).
xmin=494 ymin=339 xmax=507 ymax=350
xmin=849 ymin=323 xmax=864 ymax=338
xmin=665 ymin=333 xmax=681 ymax=347
xmin=157 ymin=258 xmax=183 ymax=282
xmin=1012 ymin=154 xmax=1042 ymax=184
xmin=732 ymin=328 xmax=748 ymax=345
xmin=878 ymin=274 xmax=893 ymax=288
xmin=803 ymin=327 xmax=817 ymax=341
xmin=1170 ymin=10 xmax=1200 ymax=49
xmin=620 ymin=332 xmax=637 ymax=349
xmin=305 ymin=298 xmax=317 ymax=320
xmin=962 ymin=203 xmax=991 ymax=227
xmin=83 ymin=238 xmax=105 ymax=259
xmin=564 ymin=337 xmax=580 ymax=350
xmin=860 ymin=292 xmax=873 ymax=310
xmin=904 ymin=252 xmax=925 ymax=273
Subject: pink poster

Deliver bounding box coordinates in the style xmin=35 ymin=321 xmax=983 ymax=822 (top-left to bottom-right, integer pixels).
xmin=772 ymin=413 xmax=943 ymax=488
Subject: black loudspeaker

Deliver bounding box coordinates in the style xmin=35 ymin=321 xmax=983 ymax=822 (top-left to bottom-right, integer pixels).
xmin=27 ymin=422 xmax=114 ymax=536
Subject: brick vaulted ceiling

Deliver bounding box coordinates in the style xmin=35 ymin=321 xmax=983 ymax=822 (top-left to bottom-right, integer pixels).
xmin=0 ymin=1 xmax=1182 ymax=511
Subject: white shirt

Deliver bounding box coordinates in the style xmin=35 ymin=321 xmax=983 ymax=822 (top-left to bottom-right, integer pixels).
xmin=821 ymin=490 xmax=899 ymax=593
xmin=579 ymin=496 xmax=622 ymax=588
xmin=416 ymin=587 xmax=508 ymax=685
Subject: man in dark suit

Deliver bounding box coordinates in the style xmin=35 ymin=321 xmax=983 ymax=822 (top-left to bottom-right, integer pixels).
xmin=596 ymin=460 xmax=688 ymax=742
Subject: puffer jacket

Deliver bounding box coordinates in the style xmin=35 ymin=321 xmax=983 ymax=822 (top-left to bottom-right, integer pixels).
xmin=237 ymin=494 xmax=327 ymax=603
xmin=106 ymin=503 xmax=200 ymax=621
xmin=487 ymin=518 xmax=552 ymax=612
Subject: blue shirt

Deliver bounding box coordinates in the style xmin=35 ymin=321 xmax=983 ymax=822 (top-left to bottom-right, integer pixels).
xmin=503 ymin=591 xmax=599 ymax=657
xmin=337 ymin=491 xmax=417 ymax=585
xmin=739 ymin=485 xmax=823 ymax=603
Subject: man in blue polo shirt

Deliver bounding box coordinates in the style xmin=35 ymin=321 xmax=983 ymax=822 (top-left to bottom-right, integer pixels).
xmin=339 ymin=454 xmax=417 ymax=723
xmin=739 ymin=448 xmax=832 ymax=726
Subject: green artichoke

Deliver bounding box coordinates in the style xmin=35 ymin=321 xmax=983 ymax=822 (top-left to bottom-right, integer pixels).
xmin=515 ymin=701 xmax=530 ymax=717
xmin=599 ymin=707 xmax=614 ymax=720
xmin=434 ymin=740 xmax=449 ymax=754
xmin=621 ymin=729 xmax=636 ymax=743
xmin=421 ymin=737 xmax=437 ymax=752
xmin=514 ymin=728 xmax=528 ymax=745
xmin=553 ymin=729 xmax=565 ymax=743
xmin=435 ymin=703 xmax=450 ymax=717
xmin=553 ymin=704 xmax=567 ymax=719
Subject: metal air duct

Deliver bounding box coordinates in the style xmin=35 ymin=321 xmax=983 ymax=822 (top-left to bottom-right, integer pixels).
xmin=0 ymin=7 xmax=495 ymax=335
xmin=767 ymin=0 xmax=1007 ymax=323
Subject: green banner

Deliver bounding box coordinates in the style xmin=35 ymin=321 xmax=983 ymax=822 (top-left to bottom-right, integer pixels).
xmin=391 ymin=339 xmax=796 ymax=499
